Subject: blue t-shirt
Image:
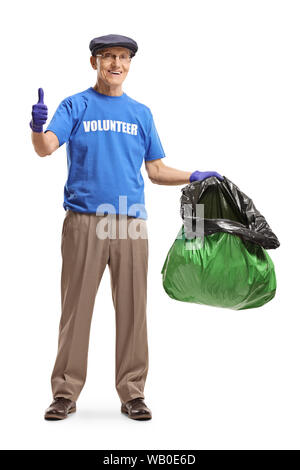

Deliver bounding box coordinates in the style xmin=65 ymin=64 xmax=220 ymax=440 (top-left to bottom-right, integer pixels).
xmin=45 ymin=87 xmax=166 ymax=219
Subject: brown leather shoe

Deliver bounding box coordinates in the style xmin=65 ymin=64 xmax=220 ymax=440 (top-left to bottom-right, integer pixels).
xmin=121 ymin=398 xmax=152 ymax=420
xmin=44 ymin=397 xmax=76 ymax=420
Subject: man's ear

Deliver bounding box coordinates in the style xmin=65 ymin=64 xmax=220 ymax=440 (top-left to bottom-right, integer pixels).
xmin=90 ymin=56 xmax=97 ymax=70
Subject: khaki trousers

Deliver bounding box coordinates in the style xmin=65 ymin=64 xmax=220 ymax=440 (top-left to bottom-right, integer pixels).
xmin=50 ymin=210 xmax=149 ymax=404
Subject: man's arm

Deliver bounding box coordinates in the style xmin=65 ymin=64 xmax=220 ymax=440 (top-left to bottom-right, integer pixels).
xmin=145 ymin=158 xmax=192 ymax=185
xmin=31 ymin=130 xmax=60 ymax=157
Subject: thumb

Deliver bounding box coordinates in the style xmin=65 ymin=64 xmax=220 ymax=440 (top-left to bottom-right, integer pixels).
xmin=38 ymin=87 xmax=44 ymax=104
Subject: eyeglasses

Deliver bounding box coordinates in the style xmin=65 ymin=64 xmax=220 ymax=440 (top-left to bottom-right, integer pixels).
xmin=96 ymin=52 xmax=132 ymax=64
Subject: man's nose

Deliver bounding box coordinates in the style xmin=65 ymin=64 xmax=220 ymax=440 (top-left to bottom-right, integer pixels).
xmin=111 ymin=55 xmax=122 ymax=66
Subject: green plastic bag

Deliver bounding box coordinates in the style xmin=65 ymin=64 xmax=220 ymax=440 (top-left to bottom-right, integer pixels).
xmin=161 ymin=176 xmax=279 ymax=310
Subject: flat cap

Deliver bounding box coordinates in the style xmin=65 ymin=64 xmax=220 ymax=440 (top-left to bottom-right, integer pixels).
xmin=89 ymin=34 xmax=138 ymax=57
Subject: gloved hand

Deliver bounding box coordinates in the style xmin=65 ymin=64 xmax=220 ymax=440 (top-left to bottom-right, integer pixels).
xmin=29 ymin=88 xmax=48 ymax=133
xmin=190 ymin=170 xmax=224 ymax=183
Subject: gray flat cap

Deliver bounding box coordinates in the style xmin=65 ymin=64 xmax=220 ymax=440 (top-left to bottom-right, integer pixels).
xmin=89 ymin=34 xmax=138 ymax=57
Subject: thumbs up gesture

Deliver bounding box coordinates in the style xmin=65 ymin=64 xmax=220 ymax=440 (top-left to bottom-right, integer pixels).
xmin=29 ymin=88 xmax=48 ymax=133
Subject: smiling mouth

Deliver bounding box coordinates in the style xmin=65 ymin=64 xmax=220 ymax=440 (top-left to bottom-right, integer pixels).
xmin=108 ymin=70 xmax=122 ymax=75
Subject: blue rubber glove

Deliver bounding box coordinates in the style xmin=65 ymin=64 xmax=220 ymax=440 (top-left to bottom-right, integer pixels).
xmin=29 ymin=88 xmax=48 ymax=133
xmin=190 ymin=170 xmax=224 ymax=183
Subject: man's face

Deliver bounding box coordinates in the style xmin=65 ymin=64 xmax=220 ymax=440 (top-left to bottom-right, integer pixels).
xmin=90 ymin=46 xmax=132 ymax=87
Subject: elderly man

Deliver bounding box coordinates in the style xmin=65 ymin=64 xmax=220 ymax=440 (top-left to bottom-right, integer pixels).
xmin=30 ymin=34 xmax=223 ymax=421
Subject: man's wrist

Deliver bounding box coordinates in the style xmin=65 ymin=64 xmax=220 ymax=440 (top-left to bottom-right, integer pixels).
xmin=29 ymin=120 xmax=43 ymax=133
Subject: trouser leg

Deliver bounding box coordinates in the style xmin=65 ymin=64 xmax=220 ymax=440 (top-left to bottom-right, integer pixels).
xmin=51 ymin=211 xmax=109 ymax=402
xmin=108 ymin=215 xmax=149 ymax=404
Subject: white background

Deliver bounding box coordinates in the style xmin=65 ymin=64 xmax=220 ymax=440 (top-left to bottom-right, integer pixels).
xmin=0 ymin=0 xmax=299 ymax=450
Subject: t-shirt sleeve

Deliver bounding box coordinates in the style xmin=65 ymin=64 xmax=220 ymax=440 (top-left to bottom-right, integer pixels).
xmin=45 ymin=98 xmax=73 ymax=147
xmin=144 ymin=112 xmax=166 ymax=161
